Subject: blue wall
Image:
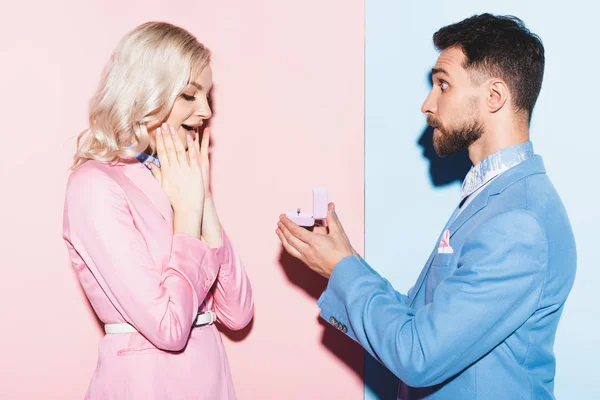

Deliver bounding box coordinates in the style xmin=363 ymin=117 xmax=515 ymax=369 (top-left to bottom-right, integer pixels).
xmin=364 ymin=1 xmax=599 ymax=398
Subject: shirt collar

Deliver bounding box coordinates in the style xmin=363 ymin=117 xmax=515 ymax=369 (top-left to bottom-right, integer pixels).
xmin=134 ymin=151 xmax=161 ymax=170
xmin=460 ymin=141 xmax=534 ymax=201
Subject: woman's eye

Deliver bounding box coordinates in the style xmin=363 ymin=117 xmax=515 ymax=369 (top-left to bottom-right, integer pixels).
xmin=181 ymin=94 xmax=196 ymax=101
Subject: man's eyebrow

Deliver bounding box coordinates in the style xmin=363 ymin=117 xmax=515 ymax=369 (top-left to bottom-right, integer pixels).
xmin=431 ymin=67 xmax=450 ymax=77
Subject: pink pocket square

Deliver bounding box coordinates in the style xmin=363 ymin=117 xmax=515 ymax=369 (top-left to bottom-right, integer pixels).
xmin=437 ymin=230 xmax=454 ymax=254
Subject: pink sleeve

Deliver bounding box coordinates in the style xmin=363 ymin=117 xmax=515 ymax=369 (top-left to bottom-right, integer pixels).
xmin=64 ymin=169 xmax=219 ymax=351
xmin=210 ymin=230 xmax=254 ymax=330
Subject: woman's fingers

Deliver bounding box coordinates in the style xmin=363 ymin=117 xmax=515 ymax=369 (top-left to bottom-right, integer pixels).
xmin=161 ymin=123 xmax=179 ymax=166
xmin=200 ymin=127 xmax=210 ymax=163
xmin=170 ymin=126 xmax=187 ymax=165
xmin=154 ymin=128 xmax=169 ymax=167
xmin=188 ymin=133 xmax=200 ymax=166
xmin=148 ymin=162 xmax=162 ymax=184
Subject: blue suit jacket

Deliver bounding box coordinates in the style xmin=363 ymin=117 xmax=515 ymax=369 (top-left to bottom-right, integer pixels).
xmin=318 ymin=156 xmax=576 ymax=399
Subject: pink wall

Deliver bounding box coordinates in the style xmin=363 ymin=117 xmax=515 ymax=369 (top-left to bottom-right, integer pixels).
xmin=0 ymin=1 xmax=364 ymax=399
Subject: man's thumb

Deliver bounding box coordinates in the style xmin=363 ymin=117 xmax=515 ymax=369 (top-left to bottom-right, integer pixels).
xmin=326 ymin=202 xmax=338 ymax=231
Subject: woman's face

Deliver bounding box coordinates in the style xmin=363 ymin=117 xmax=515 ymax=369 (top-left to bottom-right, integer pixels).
xmin=148 ymin=65 xmax=213 ymax=149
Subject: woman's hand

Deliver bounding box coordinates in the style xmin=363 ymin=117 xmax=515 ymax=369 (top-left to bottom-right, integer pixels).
xmin=149 ymin=123 xmax=205 ymax=238
xmin=197 ymin=127 xmax=224 ymax=247
xmin=199 ymin=127 xmax=211 ymax=199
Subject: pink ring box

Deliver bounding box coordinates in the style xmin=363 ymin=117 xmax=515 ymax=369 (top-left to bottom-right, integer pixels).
xmin=286 ymin=188 xmax=328 ymax=227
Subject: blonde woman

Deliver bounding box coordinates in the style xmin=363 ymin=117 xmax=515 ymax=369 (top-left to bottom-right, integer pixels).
xmin=62 ymin=22 xmax=254 ymax=399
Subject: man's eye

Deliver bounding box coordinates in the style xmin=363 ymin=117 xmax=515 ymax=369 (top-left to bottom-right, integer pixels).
xmin=181 ymin=94 xmax=196 ymax=101
xmin=440 ymin=81 xmax=449 ymax=91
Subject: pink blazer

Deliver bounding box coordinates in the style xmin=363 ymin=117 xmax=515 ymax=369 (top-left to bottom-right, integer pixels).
xmin=63 ymin=159 xmax=254 ymax=400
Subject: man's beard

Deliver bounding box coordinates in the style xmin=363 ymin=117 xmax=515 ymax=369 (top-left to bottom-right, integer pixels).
xmin=427 ymin=115 xmax=483 ymax=157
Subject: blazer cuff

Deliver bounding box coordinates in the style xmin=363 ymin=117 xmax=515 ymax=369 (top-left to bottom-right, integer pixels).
xmin=317 ymin=255 xmax=366 ymax=342
xmin=213 ymin=230 xmax=233 ymax=266
xmin=170 ymin=233 xmax=219 ymax=302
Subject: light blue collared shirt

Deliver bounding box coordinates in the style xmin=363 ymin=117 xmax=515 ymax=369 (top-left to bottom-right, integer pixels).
xmin=134 ymin=151 xmax=161 ymax=170
xmin=457 ymin=141 xmax=534 ymax=217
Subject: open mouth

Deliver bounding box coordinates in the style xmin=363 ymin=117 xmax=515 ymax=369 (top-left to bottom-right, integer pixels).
xmin=181 ymin=123 xmax=201 ymax=141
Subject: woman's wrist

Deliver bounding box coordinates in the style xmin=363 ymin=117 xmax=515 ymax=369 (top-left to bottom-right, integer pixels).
xmin=201 ymin=198 xmax=223 ymax=247
xmin=173 ymin=209 xmax=203 ymax=239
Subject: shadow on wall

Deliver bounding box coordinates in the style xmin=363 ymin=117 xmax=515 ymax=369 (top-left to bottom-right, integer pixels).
xmin=418 ymin=71 xmax=472 ymax=188
xmin=204 ymin=85 xmax=257 ymax=342
xmin=274 ymin=70 xmax=474 ymax=398
xmin=364 ymin=71 xmax=473 ymax=399
xmin=278 ymin=249 xmax=365 ymax=380
xmin=218 ymin=318 xmax=255 ymax=342
xmin=418 ymin=125 xmax=472 ymax=187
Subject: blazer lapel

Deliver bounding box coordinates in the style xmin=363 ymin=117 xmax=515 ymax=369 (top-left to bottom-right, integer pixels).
xmin=408 ymin=206 xmax=460 ymax=305
xmin=407 ymin=155 xmax=547 ymax=306
xmin=450 ymin=155 xmax=547 ymax=238
xmin=122 ymin=162 xmax=173 ymax=224
xmin=408 ymin=193 xmax=492 ymax=306
xmin=448 ymin=188 xmax=490 ymax=238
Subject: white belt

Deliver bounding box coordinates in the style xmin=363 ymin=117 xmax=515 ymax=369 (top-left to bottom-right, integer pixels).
xmin=104 ymin=311 xmax=217 ymax=334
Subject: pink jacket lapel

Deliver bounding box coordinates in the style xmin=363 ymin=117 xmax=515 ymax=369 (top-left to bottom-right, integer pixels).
xmin=122 ymin=162 xmax=173 ymax=224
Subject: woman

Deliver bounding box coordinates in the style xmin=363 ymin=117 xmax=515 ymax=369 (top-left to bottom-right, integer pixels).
xmin=62 ymin=22 xmax=254 ymax=399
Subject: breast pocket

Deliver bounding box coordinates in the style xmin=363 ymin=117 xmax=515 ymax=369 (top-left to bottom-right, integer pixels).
xmin=425 ymin=254 xmax=458 ymax=303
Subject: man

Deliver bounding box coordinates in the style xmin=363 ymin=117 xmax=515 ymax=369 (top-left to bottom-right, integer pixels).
xmin=276 ymin=14 xmax=576 ymax=399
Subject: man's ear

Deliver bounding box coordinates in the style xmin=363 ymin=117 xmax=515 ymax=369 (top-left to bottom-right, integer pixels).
xmin=487 ymin=79 xmax=509 ymax=113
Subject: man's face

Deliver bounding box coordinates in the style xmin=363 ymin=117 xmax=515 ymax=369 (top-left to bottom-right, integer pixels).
xmin=421 ymin=47 xmax=485 ymax=157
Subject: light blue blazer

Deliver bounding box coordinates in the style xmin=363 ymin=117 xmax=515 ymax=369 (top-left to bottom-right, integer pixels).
xmin=318 ymin=156 xmax=576 ymax=399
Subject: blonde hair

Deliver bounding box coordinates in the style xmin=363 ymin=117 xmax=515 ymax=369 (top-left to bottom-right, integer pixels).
xmin=72 ymin=22 xmax=211 ymax=169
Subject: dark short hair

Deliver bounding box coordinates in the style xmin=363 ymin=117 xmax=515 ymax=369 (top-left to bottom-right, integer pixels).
xmin=433 ymin=13 xmax=545 ymax=121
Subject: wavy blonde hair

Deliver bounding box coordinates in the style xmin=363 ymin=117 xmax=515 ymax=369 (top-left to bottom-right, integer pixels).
xmin=72 ymin=22 xmax=211 ymax=169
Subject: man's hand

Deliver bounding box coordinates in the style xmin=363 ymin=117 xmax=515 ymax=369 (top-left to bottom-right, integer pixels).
xmin=276 ymin=202 xmax=356 ymax=278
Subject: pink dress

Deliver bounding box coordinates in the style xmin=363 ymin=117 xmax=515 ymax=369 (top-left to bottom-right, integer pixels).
xmin=62 ymin=160 xmax=254 ymax=399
